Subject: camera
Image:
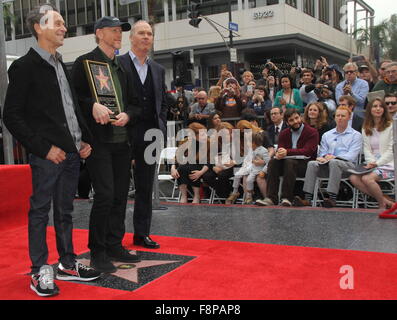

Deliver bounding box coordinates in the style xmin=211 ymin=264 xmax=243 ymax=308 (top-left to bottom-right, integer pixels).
xmin=294 ymin=66 xmax=302 ymax=74
xmin=265 ymin=62 xmax=273 ymax=70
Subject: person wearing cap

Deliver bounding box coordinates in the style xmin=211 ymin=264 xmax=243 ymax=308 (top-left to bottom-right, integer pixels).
xmin=358 ymin=64 xmax=376 ymax=91
xmin=3 ymin=5 xmax=101 ymax=297
xmin=72 ymin=16 xmax=140 ymax=273
xmin=322 ymin=64 xmax=344 ymax=92
xmin=118 ymin=20 xmax=168 ymax=250
xmin=335 ymin=62 xmax=369 ymax=119
xmin=215 ymin=77 xmax=244 ymax=118
xmin=317 ymin=83 xmax=337 ymax=116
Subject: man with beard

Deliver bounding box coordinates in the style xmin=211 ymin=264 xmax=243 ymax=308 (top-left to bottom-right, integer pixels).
xmin=257 ymin=109 xmax=319 ymax=207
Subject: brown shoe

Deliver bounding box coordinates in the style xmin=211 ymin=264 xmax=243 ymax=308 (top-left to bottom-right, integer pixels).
xmin=323 ymin=198 xmax=336 ymax=208
xmin=226 ymin=192 xmax=240 ymax=205
xmin=293 ymin=196 xmax=311 ymax=207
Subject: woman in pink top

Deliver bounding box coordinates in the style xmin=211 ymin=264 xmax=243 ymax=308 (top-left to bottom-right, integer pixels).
xmin=349 ymin=98 xmax=394 ymax=209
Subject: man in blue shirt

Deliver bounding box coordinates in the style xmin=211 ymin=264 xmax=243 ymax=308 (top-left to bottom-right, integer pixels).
xmin=335 ymin=62 xmax=369 ymax=119
xmin=293 ymin=106 xmax=362 ymax=208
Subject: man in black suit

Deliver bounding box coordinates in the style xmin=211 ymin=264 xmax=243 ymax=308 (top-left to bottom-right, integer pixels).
xmin=118 ymin=20 xmax=168 ymax=249
xmin=72 ymin=16 xmax=140 ymax=273
xmin=338 ymin=95 xmax=364 ymax=132
xmin=3 ymin=5 xmax=100 ymax=297
xmin=267 ymin=107 xmax=288 ymax=145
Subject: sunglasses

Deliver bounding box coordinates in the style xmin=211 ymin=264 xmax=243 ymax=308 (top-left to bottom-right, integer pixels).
xmin=385 ymin=101 xmax=397 ymax=106
xmin=345 ymin=70 xmax=356 ymax=74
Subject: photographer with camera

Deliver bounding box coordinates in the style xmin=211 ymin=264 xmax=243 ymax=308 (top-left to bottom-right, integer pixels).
xmin=189 ymin=91 xmax=215 ymax=126
xmin=215 ymin=77 xmax=244 ymax=119
xmin=246 ymin=85 xmax=272 ymax=116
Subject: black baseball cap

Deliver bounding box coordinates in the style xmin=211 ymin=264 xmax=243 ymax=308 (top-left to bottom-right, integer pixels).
xmin=94 ymin=16 xmax=131 ymax=33
xmin=358 ymin=64 xmax=370 ymax=71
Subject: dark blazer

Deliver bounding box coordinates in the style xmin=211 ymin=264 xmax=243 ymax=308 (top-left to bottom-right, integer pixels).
xmin=351 ymin=113 xmax=364 ymax=133
xmin=278 ymin=124 xmax=319 ymax=160
xmin=267 ymin=121 xmax=288 ymax=145
xmin=3 ymin=48 xmax=92 ymax=159
xmin=71 ymin=47 xmax=133 ymax=143
xmin=118 ymin=52 xmax=168 ymax=137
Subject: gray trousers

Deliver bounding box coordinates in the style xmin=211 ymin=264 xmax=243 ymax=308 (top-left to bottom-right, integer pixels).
xmin=303 ymin=159 xmax=355 ymax=195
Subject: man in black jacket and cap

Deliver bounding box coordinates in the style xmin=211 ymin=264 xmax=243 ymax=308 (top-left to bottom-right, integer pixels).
xmin=72 ymin=16 xmax=140 ymax=273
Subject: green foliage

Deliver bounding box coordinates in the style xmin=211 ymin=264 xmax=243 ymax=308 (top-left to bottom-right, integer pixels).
xmin=353 ymin=14 xmax=397 ymax=61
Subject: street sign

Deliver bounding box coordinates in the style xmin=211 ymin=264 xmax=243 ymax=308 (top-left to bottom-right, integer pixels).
xmin=228 ymin=21 xmax=238 ymax=32
xmin=230 ymin=48 xmax=237 ymax=63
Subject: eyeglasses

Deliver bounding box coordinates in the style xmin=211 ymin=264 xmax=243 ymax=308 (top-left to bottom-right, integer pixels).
xmin=385 ymin=101 xmax=397 ymax=106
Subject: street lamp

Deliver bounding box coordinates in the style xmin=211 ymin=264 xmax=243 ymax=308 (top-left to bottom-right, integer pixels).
xmin=349 ymin=15 xmax=375 ymax=59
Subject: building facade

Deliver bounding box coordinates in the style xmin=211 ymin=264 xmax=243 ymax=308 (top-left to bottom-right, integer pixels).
xmin=4 ymin=0 xmax=375 ymax=89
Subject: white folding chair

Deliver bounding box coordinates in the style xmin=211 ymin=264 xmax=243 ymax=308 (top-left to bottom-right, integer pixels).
xmin=157 ymin=147 xmax=179 ymax=202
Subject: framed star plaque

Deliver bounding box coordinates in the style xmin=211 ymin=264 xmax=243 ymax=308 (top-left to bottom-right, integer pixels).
xmin=83 ymin=60 xmax=121 ymax=120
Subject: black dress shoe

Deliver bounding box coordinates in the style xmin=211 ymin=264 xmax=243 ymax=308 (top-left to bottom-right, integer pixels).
xmin=107 ymin=246 xmax=141 ymax=263
xmin=133 ymin=236 xmax=160 ymax=249
xmin=90 ymin=252 xmax=117 ymax=273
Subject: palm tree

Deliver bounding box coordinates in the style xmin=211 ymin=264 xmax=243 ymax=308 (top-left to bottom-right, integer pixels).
xmin=353 ymin=14 xmax=397 ymax=63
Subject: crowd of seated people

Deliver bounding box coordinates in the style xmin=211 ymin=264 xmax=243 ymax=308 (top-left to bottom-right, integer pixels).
xmin=163 ymin=57 xmax=397 ymax=216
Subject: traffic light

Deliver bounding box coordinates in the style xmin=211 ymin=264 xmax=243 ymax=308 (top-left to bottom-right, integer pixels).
xmin=188 ymin=2 xmax=202 ymax=28
xmin=172 ymin=50 xmax=195 ymax=85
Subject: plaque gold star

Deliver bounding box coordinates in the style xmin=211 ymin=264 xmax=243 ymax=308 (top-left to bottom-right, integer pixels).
xmin=95 ymin=68 xmax=111 ymax=91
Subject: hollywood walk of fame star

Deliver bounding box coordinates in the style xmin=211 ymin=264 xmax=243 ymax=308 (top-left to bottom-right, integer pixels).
xmin=78 ymin=253 xmax=180 ymax=283
xmin=95 ymin=67 xmax=111 ymax=91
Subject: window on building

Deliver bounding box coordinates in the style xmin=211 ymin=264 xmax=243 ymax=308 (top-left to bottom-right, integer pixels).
xmin=14 ymin=0 xmax=23 ymax=38
xmin=77 ymin=0 xmax=86 ymax=25
xmin=208 ymin=65 xmax=220 ymax=87
xmin=286 ymin=0 xmax=297 ymax=8
xmin=66 ymin=0 xmax=76 ymax=27
xmin=333 ymin=0 xmax=347 ymax=31
xmin=318 ymin=0 xmax=329 ymax=24
xmin=128 ymin=1 xmax=141 ymax=16
xmin=117 ymin=0 xmax=129 ymax=18
xmin=86 ymin=0 xmax=96 ymax=23
xmin=59 ymin=0 xmax=67 ymax=20
xmin=4 ymin=4 xmax=13 ymax=41
xmin=303 ymin=0 xmax=315 ymax=17
xmin=21 ymin=0 xmax=30 ymax=34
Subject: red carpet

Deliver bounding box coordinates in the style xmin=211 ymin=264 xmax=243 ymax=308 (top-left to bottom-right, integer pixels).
xmin=1 ymin=165 xmax=397 ymax=300
xmin=1 ymin=226 xmax=397 ymax=300
xmin=0 ymin=165 xmax=31 ymax=230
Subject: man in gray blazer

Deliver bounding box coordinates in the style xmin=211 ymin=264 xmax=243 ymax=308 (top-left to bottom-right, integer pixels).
xmin=119 ymin=20 xmax=168 ymax=249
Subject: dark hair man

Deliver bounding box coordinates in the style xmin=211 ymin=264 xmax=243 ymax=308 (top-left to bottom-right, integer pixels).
xmin=385 ymin=93 xmax=397 ymax=117
xmin=72 ymin=16 xmax=140 ymax=273
xmin=256 ymin=109 xmax=319 ymax=207
xmin=118 ymin=20 xmax=168 ymax=250
xmin=3 ymin=5 xmax=100 ymax=297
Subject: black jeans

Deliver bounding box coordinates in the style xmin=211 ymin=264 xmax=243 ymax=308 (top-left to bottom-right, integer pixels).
xmin=202 ymin=167 xmax=234 ymax=198
xmin=28 ymin=153 xmax=80 ymax=274
xmin=86 ymin=141 xmax=131 ymax=254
